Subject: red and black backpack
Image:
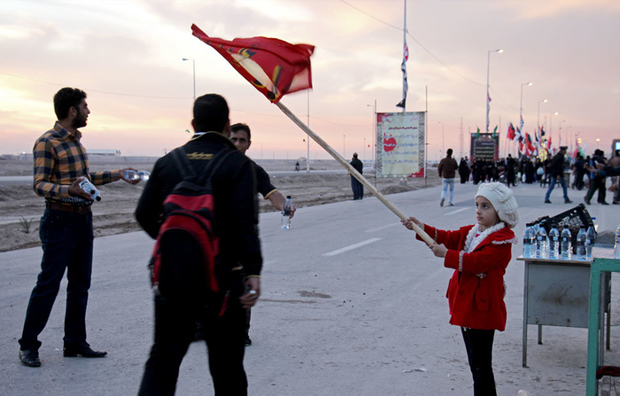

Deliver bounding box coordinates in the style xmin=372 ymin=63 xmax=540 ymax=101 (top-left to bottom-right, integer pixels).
xmin=149 ymin=146 xmax=235 ymax=316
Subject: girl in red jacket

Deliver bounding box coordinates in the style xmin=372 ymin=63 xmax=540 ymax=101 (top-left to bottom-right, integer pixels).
xmin=403 ymin=182 xmax=519 ymax=396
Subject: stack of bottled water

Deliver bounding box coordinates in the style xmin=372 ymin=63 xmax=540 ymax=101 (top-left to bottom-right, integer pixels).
xmin=523 ymin=221 xmax=596 ymax=261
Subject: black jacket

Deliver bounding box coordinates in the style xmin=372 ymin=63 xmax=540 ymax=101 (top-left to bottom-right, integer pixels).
xmin=549 ymin=152 xmax=565 ymax=177
xmin=350 ymin=157 xmax=363 ymax=174
xmin=135 ymin=132 xmax=262 ymax=277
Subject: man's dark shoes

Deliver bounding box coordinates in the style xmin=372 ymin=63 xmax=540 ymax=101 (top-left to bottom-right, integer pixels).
xmin=19 ymin=349 xmax=41 ymax=367
xmin=63 ymin=345 xmax=107 ymax=358
xmin=584 ymin=197 xmax=591 ymax=205
xmin=544 ymin=199 xmax=552 ymax=204
xmin=245 ymin=336 xmax=252 ymax=347
xmin=601 ymin=201 xmax=610 ymax=205
xmin=565 ymin=199 xmax=573 ymax=204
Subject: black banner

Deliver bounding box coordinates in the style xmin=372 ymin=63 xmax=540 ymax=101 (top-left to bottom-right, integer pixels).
xmin=470 ymin=133 xmax=499 ymax=162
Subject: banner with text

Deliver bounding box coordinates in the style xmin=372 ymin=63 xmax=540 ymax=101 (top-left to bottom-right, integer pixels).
xmin=470 ymin=133 xmax=499 ymax=162
xmin=376 ymin=112 xmax=426 ymax=177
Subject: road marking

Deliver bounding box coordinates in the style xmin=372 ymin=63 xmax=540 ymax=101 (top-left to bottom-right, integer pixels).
xmin=445 ymin=207 xmax=469 ymax=216
xmin=365 ymin=223 xmax=399 ymax=233
xmin=323 ymin=238 xmax=382 ymax=257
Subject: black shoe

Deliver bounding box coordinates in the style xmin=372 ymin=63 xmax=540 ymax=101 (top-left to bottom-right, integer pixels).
xmin=63 ymin=345 xmax=107 ymax=358
xmin=449 ymin=203 xmax=455 ymax=207
xmin=544 ymin=200 xmax=552 ymax=204
xmin=584 ymin=197 xmax=591 ymax=205
xmin=440 ymin=199 xmax=444 ymax=207
xmin=19 ymin=349 xmax=41 ymax=367
xmin=601 ymin=201 xmax=610 ymax=205
xmin=244 ymin=337 xmax=252 ymax=347
xmin=565 ymin=199 xmax=573 ymax=204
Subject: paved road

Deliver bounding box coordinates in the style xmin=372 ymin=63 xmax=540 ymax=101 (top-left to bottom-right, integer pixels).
xmin=1 ymin=182 xmax=619 ymax=395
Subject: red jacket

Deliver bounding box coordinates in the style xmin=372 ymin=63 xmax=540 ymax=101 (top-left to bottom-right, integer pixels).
xmin=418 ymin=224 xmax=515 ymax=331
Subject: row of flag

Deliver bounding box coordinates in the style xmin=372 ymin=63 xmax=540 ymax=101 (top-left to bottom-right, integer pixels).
xmin=505 ymin=122 xmax=584 ymax=158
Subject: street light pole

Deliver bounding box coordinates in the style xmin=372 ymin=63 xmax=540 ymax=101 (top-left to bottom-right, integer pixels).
xmin=537 ymin=99 xmax=548 ymax=134
xmin=520 ymin=82 xmax=532 ymax=130
xmin=182 ymin=58 xmax=196 ymax=102
xmin=486 ymin=48 xmax=503 ymax=132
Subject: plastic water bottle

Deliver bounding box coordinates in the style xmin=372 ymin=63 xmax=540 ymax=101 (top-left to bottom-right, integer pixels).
xmin=281 ymin=196 xmax=293 ymax=230
xmin=536 ymin=226 xmax=549 ymax=259
xmin=576 ymin=226 xmax=587 ymax=259
xmin=124 ymin=169 xmax=151 ymax=181
xmin=548 ymin=226 xmax=560 ymax=259
xmin=613 ymin=224 xmax=620 ymax=259
xmin=523 ymin=227 xmax=534 ymax=258
xmin=78 ymin=178 xmax=101 ymax=201
xmin=560 ymin=227 xmax=572 ymax=260
xmin=586 ymin=225 xmax=596 ymax=260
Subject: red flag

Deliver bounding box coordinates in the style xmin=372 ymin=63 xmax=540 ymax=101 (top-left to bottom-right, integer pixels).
xmin=191 ymin=24 xmax=314 ymax=104
xmin=506 ymin=122 xmax=516 ymax=140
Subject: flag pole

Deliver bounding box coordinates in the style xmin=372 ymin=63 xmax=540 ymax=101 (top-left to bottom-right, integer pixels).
xmin=276 ymin=101 xmax=434 ymax=245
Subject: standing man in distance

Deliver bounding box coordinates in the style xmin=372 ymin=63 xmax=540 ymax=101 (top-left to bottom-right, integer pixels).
xmin=544 ymin=146 xmax=573 ymax=204
xmin=438 ymin=148 xmax=459 ymax=206
xmin=230 ymin=122 xmax=295 ymax=346
xmin=350 ymin=152 xmax=364 ymax=200
xmin=135 ymin=94 xmax=262 ymax=396
xmin=19 ymin=87 xmax=138 ymax=367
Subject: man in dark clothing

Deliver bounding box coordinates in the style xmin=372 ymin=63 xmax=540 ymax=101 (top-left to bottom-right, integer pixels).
xmin=350 ymin=153 xmax=364 ymax=200
xmin=584 ymin=149 xmax=608 ymax=205
xmin=458 ymin=157 xmax=470 ymax=184
xmin=506 ymin=154 xmax=517 ymax=187
xmin=135 ymin=94 xmax=262 ymax=396
xmin=229 ymin=122 xmax=295 ymax=346
xmin=544 ymin=146 xmax=573 ymax=204
xmin=572 ymin=153 xmax=586 ymax=190
xmin=438 ymin=148 xmax=459 ymax=206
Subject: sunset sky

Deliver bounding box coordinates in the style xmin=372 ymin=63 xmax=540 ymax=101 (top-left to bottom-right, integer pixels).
xmin=1 ymin=0 xmax=619 ymax=161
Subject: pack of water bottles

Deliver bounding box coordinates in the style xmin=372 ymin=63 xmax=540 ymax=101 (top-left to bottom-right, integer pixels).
xmin=522 ymin=204 xmax=596 ymax=260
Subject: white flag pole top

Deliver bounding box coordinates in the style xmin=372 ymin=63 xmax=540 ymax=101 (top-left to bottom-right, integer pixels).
xmin=275 ymin=102 xmax=434 ymax=246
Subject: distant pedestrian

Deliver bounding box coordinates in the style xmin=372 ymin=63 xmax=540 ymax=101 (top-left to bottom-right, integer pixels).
xmin=584 ymin=149 xmax=608 ymax=205
xmin=295 ymin=161 xmax=300 ymax=172
xmin=350 ymin=153 xmax=364 ymax=200
xmin=572 ymin=154 xmax=586 ymax=190
xmin=438 ymin=148 xmax=459 ymax=206
xmin=505 ymin=154 xmax=517 ymax=187
xmin=544 ymin=146 xmax=573 ymax=204
xmin=402 ymin=182 xmax=518 ymax=396
xmin=459 ymin=158 xmax=470 ymax=184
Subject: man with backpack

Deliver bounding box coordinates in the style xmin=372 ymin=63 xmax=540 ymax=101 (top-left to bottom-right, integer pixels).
xmin=135 ymin=93 xmax=262 ymax=396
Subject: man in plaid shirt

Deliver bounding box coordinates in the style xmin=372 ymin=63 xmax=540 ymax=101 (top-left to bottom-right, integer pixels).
xmin=18 ymin=87 xmax=138 ymax=367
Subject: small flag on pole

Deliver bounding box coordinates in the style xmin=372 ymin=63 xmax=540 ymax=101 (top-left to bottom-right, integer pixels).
xmin=520 ymin=115 xmax=524 ymax=130
xmin=507 ymin=123 xmax=516 ymax=140
xmin=396 ymin=40 xmax=409 ymax=108
xmin=492 ymin=125 xmax=498 ymax=138
xmin=191 ymin=24 xmax=314 ymax=104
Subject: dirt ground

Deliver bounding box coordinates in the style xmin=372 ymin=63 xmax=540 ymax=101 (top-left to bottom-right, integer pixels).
xmin=0 ymin=158 xmax=441 ymax=252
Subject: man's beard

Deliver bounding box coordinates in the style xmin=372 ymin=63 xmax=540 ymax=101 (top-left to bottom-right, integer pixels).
xmin=71 ymin=108 xmax=87 ymax=129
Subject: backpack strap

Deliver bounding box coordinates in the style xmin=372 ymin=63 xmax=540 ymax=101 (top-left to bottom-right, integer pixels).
xmin=171 ymin=146 xmax=197 ymax=181
xmin=196 ymin=148 xmax=237 ymax=185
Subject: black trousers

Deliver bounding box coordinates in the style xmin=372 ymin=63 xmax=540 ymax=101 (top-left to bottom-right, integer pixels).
xmin=585 ymin=176 xmax=606 ymax=203
xmin=19 ymin=209 xmax=94 ymax=351
xmin=138 ymin=232 xmax=248 ymax=396
xmin=461 ymin=328 xmax=497 ymax=396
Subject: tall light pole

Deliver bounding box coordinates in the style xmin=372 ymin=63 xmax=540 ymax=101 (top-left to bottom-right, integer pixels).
xmin=307 ymin=90 xmax=310 ymax=172
xmin=537 ymin=99 xmax=548 ymax=133
xmin=367 ymin=100 xmax=377 ymax=166
xmin=486 ymin=48 xmax=503 ymax=132
xmin=182 ymin=58 xmax=196 ymax=101
xmin=550 ymin=111 xmax=558 ymax=146
xmin=520 ymin=82 xmax=532 ymax=130
xmin=439 ymin=121 xmax=445 ymax=155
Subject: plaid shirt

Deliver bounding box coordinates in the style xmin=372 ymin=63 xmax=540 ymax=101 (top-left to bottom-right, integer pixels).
xmin=33 ymin=122 xmax=121 ymax=203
